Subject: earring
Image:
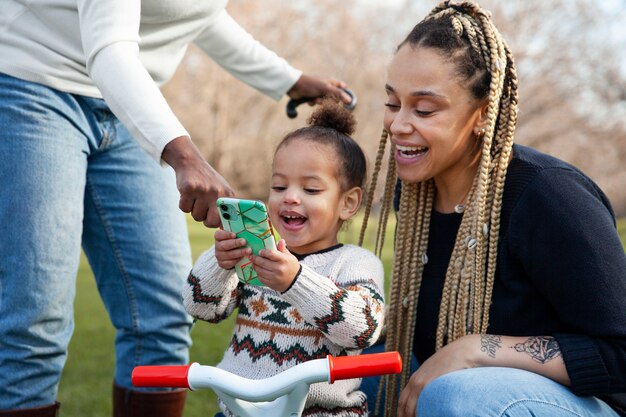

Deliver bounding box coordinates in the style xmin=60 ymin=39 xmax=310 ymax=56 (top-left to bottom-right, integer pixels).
xmin=475 ymin=128 xmax=486 ymax=138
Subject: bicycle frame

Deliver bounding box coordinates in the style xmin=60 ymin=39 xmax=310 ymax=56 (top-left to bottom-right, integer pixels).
xmin=132 ymin=352 xmax=401 ymax=417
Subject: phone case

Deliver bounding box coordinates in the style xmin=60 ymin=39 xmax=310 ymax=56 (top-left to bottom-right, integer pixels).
xmin=216 ymin=198 xmax=277 ymax=286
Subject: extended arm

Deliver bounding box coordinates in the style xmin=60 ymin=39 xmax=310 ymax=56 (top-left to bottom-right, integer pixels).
xmin=194 ymin=9 xmax=351 ymax=103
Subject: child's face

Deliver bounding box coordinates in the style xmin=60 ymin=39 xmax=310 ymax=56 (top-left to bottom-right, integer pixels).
xmin=269 ymin=139 xmax=353 ymax=255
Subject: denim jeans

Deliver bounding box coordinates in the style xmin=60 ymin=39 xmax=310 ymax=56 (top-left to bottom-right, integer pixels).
xmin=359 ymin=345 xmax=618 ymax=417
xmin=0 ymin=73 xmax=193 ymax=408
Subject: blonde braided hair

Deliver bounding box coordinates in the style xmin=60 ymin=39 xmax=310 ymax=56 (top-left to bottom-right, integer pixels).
xmin=359 ymin=2 xmax=518 ymax=415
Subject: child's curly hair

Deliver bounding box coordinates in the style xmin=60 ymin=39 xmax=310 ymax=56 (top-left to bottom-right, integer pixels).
xmin=276 ymin=99 xmax=365 ymax=191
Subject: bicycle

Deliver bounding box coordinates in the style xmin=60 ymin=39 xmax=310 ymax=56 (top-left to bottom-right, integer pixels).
xmin=132 ymin=351 xmax=401 ymax=417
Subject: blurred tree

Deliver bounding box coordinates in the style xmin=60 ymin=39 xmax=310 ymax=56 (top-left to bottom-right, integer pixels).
xmin=163 ymin=0 xmax=626 ymax=215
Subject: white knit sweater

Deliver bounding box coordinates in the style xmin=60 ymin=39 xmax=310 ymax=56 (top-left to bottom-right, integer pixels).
xmin=0 ymin=0 xmax=301 ymax=163
xmin=183 ymin=244 xmax=385 ymax=417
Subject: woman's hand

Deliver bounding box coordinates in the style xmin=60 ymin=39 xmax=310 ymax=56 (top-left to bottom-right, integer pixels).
xmin=162 ymin=136 xmax=234 ymax=228
xmin=398 ymin=335 xmax=479 ymax=417
xmin=214 ymin=229 xmax=251 ymax=270
xmin=251 ymin=239 xmax=301 ymax=292
xmin=287 ymin=74 xmax=351 ymax=104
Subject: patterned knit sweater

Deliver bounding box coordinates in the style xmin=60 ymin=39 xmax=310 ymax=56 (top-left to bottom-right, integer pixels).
xmin=183 ymin=244 xmax=385 ymax=417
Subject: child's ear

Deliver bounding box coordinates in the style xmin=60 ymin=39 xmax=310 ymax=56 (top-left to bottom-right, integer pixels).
xmin=339 ymin=187 xmax=363 ymax=221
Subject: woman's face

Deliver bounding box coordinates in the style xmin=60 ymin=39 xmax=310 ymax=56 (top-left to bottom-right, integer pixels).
xmin=384 ymin=44 xmax=486 ymax=186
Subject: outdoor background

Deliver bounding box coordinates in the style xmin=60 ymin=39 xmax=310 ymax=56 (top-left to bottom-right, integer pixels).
xmin=57 ymin=0 xmax=626 ymax=415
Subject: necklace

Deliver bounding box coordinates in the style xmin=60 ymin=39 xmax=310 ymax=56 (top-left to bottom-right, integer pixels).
xmin=453 ymin=185 xmax=473 ymax=214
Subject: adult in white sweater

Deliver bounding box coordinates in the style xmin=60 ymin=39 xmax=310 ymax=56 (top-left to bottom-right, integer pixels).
xmin=0 ymin=1 xmax=351 ymax=415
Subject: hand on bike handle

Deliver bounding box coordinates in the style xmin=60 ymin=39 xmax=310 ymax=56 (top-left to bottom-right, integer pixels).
xmin=286 ymin=88 xmax=357 ymax=119
xmin=286 ymin=74 xmax=357 ymax=118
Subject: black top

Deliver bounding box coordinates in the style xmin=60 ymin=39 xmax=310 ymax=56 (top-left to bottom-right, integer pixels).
xmin=396 ymin=144 xmax=626 ymax=415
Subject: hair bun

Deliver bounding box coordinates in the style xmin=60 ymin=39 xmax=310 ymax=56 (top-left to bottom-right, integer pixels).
xmin=307 ymin=98 xmax=355 ymax=136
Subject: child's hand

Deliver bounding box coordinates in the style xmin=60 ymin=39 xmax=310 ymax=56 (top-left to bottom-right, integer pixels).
xmin=214 ymin=229 xmax=251 ymax=270
xmin=252 ymin=239 xmax=300 ymax=292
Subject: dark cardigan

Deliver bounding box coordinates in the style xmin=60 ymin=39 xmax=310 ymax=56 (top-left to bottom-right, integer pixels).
xmin=397 ymin=144 xmax=626 ymax=415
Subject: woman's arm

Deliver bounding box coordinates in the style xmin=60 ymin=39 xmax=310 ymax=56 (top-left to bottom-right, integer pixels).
xmin=397 ymin=334 xmax=570 ymax=417
xmin=512 ymin=168 xmax=626 ymax=397
xmin=476 ymin=335 xmax=569 ymax=384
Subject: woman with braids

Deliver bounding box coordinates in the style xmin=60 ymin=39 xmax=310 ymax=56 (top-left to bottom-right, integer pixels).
xmin=359 ymin=1 xmax=626 ymax=416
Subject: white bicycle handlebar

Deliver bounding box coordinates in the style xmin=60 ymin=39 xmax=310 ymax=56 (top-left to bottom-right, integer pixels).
xmin=132 ymin=352 xmax=401 ymax=417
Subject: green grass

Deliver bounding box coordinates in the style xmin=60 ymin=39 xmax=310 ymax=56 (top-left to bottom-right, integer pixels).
xmin=57 ymin=213 xmax=394 ymax=416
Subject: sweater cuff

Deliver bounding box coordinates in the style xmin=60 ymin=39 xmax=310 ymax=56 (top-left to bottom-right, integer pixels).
xmin=280 ymin=264 xmax=302 ymax=294
xmin=554 ymin=333 xmax=611 ymax=395
xmin=185 ymin=247 xmax=238 ymax=300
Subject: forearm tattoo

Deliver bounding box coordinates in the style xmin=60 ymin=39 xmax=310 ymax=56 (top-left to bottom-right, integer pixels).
xmin=480 ymin=334 xmax=502 ymax=358
xmin=512 ymin=336 xmax=562 ymax=364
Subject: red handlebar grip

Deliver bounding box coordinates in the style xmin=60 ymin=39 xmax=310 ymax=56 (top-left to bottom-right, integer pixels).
xmin=327 ymin=352 xmax=402 ymax=383
xmin=132 ymin=364 xmax=193 ymax=388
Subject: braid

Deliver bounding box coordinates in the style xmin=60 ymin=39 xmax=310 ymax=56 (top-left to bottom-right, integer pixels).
xmin=369 ymin=2 xmax=519 ymax=415
xmin=381 ymin=181 xmax=436 ymax=416
xmin=361 ymin=130 xmax=394 ymax=416
xmin=481 ymin=45 xmax=518 ymax=332
xmin=374 ymin=149 xmax=397 ymax=257
xmin=359 ymin=129 xmax=389 ymax=247
xmin=381 ymin=180 xmax=413 ymax=414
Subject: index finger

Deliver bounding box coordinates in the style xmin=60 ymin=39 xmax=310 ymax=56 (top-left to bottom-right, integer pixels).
xmin=203 ymin=206 xmax=221 ymax=228
xmin=329 ymin=86 xmax=351 ymax=104
xmin=327 ymin=78 xmax=348 ymax=89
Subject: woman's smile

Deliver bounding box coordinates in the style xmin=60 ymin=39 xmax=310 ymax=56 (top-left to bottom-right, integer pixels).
xmin=394 ymin=143 xmax=430 ymax=163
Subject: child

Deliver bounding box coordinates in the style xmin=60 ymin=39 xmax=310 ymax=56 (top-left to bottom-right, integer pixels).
xmin=183 ymin=100 xmax=385 ymax=417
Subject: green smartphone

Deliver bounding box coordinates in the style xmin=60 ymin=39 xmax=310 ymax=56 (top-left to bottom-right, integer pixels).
xmin=216 ymin=197 xmax=277 ymax=286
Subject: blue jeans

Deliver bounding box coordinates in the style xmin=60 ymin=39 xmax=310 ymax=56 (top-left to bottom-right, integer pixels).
xmin=0 ymin=73 xmax=193 ymax=408
xmin=417 ymin=367 xmax=618 ymax=416
xmin=360 ymin=345 xmax=618 ymax=417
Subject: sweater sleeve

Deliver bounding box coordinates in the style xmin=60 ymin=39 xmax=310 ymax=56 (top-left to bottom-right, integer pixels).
xmin=193 ymin=9 xmax=302 ymax=101
xmin=509 ymin=167 xmax=626 ymax=396
xmin=182 ymin=246 xmax=241 ymax=323
xmin=280 ymin=247 xmax=385 ymax=350
xmin=77 ymin=0 xmax=189 ymax=164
